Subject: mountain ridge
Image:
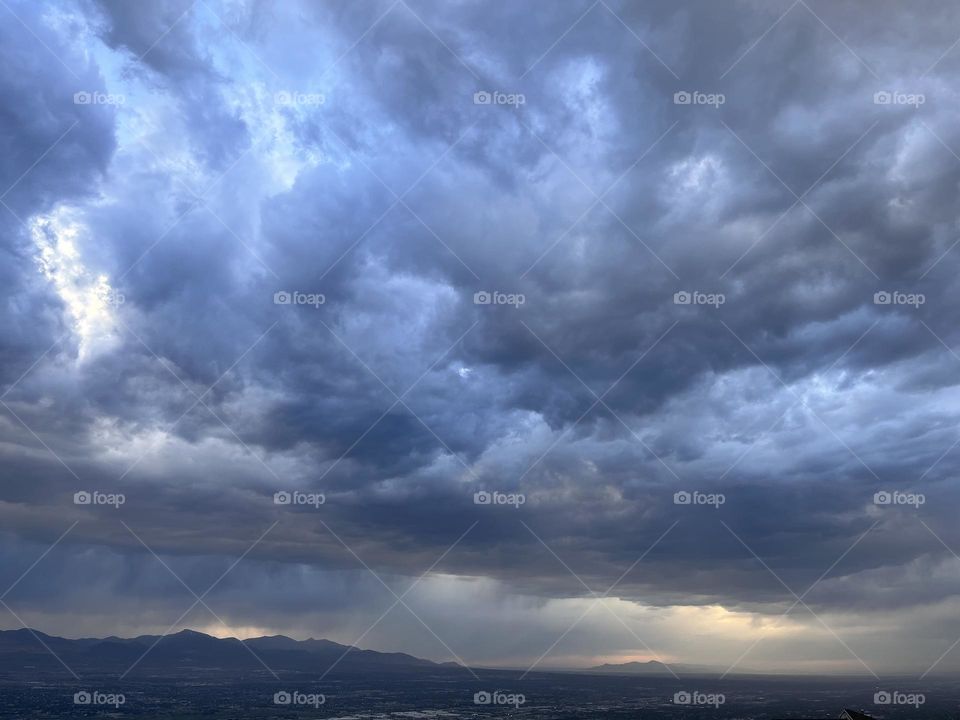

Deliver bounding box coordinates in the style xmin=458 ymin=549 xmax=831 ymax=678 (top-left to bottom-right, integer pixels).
xmin=0 ymin=627 xmax=459 ymax=676
xmin=587 ymin=659 xmax=765 ymax=676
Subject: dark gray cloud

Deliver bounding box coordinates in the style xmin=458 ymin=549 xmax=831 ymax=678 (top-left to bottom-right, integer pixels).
xmin=3 ymin=0 xmax=960 ymax=673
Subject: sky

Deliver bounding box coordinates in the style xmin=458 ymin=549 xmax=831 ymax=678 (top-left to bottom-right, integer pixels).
xmin=1 ymin=0 xmax=960 ymax=678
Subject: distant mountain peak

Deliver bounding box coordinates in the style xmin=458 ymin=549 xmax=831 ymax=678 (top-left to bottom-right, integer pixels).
xmin=592 ymin=660 xmax=669 ymax=671
xmin=588 ymin=658 xmax=762 ymax=676
xmin=0 ymin=627 xmax=459 ymax=676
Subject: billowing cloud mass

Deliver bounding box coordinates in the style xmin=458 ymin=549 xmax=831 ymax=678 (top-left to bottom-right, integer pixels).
xmin=3 ymin=0 xmax=960 ymax=676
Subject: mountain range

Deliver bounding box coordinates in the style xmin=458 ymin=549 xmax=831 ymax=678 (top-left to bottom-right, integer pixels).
xmin=0 ymin=628 xmax=460 ymax=676
xmin=0 ymin=629 xmax=781 ymax=678
xmin=588 ymin=660 xmax=730 ymax=676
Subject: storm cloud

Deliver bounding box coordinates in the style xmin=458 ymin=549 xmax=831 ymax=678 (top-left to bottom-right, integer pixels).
xmin=3 ymin=0 xmax=960 ymax=675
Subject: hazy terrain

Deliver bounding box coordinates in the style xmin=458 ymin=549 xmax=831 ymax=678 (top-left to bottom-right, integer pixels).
xmin=0 ymin=670 xmax=949 ymax=719
xmin=0 ymin=629 xmax=947 ymax=719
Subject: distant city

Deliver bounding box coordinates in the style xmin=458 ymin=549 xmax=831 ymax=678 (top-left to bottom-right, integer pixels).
xmin=0 ymin=628 xmax=953 ymax=718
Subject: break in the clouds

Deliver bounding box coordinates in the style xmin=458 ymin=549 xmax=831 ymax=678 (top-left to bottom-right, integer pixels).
xmin=3 ymin=0 xmax=960 ymax=676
